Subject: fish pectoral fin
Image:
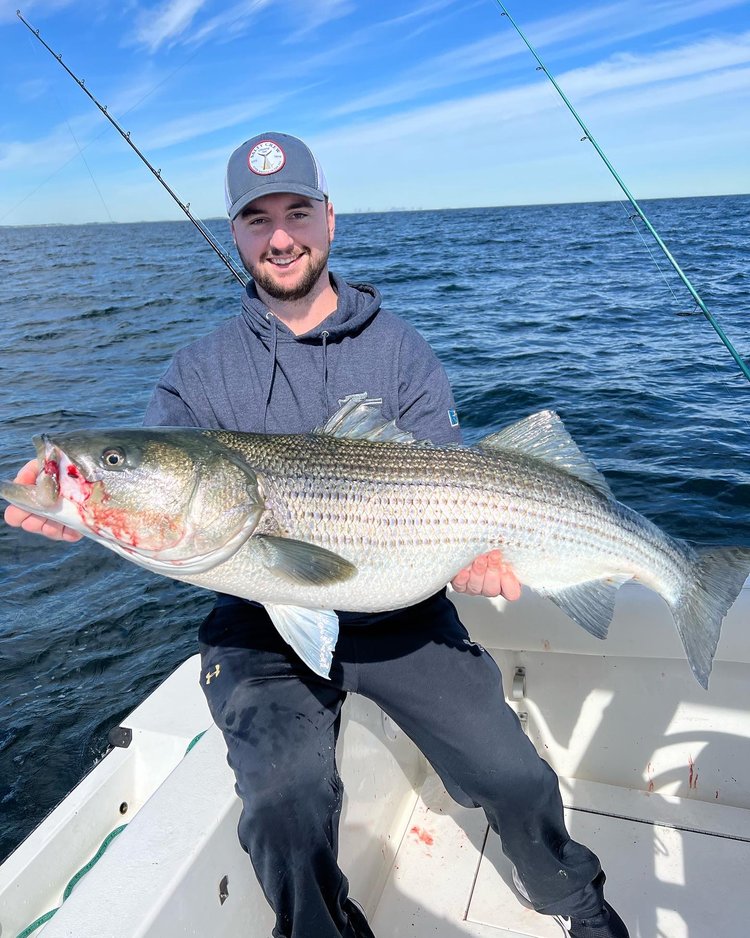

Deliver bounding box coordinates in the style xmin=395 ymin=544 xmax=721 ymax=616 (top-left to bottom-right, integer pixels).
xmin=478 ymin=410 xmax=614 ymax=500
xmin=264 ymin=604 xmax=339 ymax=678
xmin=256 ymin=535 xmax=357 ymax=585
xmin=541 ymin=576 xmax=629 ymax=639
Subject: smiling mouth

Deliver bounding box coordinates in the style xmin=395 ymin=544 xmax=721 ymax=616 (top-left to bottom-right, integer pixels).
xmin=266 ymin=252 xmax=306 ymax=268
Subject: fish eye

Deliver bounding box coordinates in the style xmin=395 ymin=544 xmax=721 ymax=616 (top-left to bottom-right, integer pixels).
xmin=101 ymin=447 xmax=126 ymax=469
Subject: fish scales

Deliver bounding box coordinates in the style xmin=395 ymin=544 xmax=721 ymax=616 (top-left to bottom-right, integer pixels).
xmin=2 ymin=400 xmax=749 ymax=686
xmin=182 ymin=430 xmax=686 ymax=613
xmin=185 ymin=432 xmax=502 ymax=609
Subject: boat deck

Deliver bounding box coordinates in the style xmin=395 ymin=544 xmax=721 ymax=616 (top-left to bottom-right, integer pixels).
xmin=371 ymin=772 xmax=749 ymax=937
xmin=3 ymin=579 xmax=749 ymax=938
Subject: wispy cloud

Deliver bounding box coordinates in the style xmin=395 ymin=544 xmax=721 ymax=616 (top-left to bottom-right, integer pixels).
xmin=330 ymin=0 xmax=750 ymax=118
xmin=0 ymin=0 xmax=74 ymax=25
xmin=314 ymin=31 xmax=750 ymax=154
xmin=372 ymin=0 xmax=462 ymax=31
xmin=15 ymin=77 xmax=51 ymax=102
xmin=139 ymin=92 xmax=297 ymax=150
xmin=128 ymin=0 xmax=355 ymax=52
xmin=284 ymin=0 xmax=355 ymax=42
xmin=130 ymin=0 xmax=209 ymax=53
xmin=4 ymin=0 xmax=748 ymax=223
xmin=182 ymin=0 xmax=272 ymax=47
xmin=0 ymin=124 xmax=85 ymax=172
xmin=560 ymin=31 xmax=750 ymax=101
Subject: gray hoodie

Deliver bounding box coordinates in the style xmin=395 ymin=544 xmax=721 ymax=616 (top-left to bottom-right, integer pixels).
xmin=144 ymin=273 xmax=462 ymax=445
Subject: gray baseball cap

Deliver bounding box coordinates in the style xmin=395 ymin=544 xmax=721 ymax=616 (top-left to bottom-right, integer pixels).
xmin=224 ymin=131 xmax=329 ymax=220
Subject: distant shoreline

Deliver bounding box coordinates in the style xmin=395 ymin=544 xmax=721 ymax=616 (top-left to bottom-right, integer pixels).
xmin=2 ymin=191 xmax=748 ymax=230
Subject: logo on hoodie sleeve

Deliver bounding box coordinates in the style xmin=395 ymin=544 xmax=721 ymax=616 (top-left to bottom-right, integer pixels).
xmin=448 ymin=409 xmax=460 ymax=428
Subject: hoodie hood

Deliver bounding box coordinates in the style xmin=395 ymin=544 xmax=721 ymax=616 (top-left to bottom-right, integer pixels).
xmin=238 ymin=272 xmax=382 ymax=430
xmin=145 ymin=268 xmax=461 ymax=448
xmin=240 ymin=272 xmax=382 ymax=344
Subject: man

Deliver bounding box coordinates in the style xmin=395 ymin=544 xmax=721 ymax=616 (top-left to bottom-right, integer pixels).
xmin=5 ymin=132 xmax=628 ymax=938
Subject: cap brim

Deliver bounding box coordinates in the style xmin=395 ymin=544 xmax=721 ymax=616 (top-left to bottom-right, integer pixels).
xmin=228 ymin=182 xmax=326 ymax=220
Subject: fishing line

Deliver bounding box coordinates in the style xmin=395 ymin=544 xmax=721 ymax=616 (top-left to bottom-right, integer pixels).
xmin=4 ymin=3 xmax=245 ymax=225
xmin=493 ymin=1 xmax=750 ymax=385
xmin=58 ymin=114 xmax=116 ymax=224
xmin=4 ymin=28 xmax=120 ymax=224
xmin=615 ymin=200 xmax=683 ymax=308
xmin=15 ymin=10 xmax=249 ymax=288
xmin=20 ymin=11 xmax=116 ymax=226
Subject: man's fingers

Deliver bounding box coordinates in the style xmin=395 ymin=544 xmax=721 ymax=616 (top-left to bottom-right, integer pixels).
xmin=464 ymin=555 xmax=488 ymax=594
xmin=4 ymin=504 xmax=29 ymax=528
xmin=451 ymin=550 xmax=521 ymax=600
xmin=481 ymin=561 xmax=504 ymax=597
xmin=486 ymin=550 xmax=521 ymax=600
xmin=7 ymin=504 xmax=82 ymax=542
xmin=451 ymin=566 xmax=471 ymax=592
xmin=500 ymin=570 xmax=522 ymax=602
xmin=15 ymin=459 xmax=40 ymax=484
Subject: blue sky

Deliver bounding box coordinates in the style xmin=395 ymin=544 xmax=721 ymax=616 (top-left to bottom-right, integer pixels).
xmin=1 ymin=0 xmax=749 ymax=225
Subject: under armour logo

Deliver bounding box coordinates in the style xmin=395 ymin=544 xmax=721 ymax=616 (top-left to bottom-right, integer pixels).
xmin=205 ymin=664 xmax=221 ymax=685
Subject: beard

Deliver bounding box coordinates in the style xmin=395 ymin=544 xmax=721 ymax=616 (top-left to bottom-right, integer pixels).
xmin=241 ymin=245 xmax=331 ymax=302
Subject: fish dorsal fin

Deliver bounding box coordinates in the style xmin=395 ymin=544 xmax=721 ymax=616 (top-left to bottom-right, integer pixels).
xmin=314 ymin=393 xmax=419 ymax=444
xmin=479 ymin=410 xmax=613 ymax=499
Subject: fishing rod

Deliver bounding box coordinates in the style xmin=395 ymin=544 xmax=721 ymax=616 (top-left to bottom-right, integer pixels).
xmin=16 ymin=9 xmax=249 ymax=288
xmin=494 ymin=2 xmax=750 ymax=385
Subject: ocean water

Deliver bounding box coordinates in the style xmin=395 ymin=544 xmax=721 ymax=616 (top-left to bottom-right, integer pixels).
xmin=0 ymin=194 xmax=749 ymax=863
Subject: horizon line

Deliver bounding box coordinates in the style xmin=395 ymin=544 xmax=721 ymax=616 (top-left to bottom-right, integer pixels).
xmin=2 ymin=190 xmax=747 ymax=229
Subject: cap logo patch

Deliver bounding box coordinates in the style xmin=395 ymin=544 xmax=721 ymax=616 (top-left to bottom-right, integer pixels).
xmin=248 ymin=140 xmax=285 ymax=176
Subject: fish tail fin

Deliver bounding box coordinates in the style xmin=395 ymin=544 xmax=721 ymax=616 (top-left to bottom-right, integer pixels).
xmin=671 ymin=547 xmax=750 ymax=690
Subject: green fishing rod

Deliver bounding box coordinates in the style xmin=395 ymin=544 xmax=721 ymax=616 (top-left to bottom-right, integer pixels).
xmin=495 ymin=2 xmax=750 ymax=384
xmin=16 ymin=9 xmax=249 ymax=289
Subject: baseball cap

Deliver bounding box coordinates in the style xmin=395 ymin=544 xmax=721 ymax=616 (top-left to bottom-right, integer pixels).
xmin=225 ymin=131 xmax=329 ymax=220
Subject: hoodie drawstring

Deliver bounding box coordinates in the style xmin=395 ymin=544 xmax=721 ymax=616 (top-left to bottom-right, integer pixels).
xmin=263 ymin=312 xmax=279 ymax=432
xmin=321 ymin=330 xmax=330 ymax=414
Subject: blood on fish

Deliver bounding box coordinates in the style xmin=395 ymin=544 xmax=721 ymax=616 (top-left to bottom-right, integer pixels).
xmin=80 ymin=500 xmax=182 ymax=552
xmin=82 ymin=504 xmax=141 ymax=546
xmin=66 ymin=464 xmax=81 ymax=478
xmin=43 ymin=459 xmax=59 ymax=478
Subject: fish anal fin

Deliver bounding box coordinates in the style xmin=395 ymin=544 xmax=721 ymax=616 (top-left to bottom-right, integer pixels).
xmin=264 ymin=604 xmax=339 ymax=678
xmin=542 ymin=576 xmax=629 ymax=640
xmin=257 ymin=535 xmax=356 ymax=585
xmin=479 ymin=410 xmax=613 ymax=499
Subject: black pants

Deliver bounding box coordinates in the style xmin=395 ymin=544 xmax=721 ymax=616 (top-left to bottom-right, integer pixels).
xmin=199 ymin=592 xmax=605 ymax=938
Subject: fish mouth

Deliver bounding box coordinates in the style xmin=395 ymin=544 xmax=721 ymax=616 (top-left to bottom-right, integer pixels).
xmin=34 ymin=434 xmax=94 ymax=505
xmin=0 ymin=435 xmax=91 ymax=516
xmin=33 ymin=433 xmax=63 ymax=506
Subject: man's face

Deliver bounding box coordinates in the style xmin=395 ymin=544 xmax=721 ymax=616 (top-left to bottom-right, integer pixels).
xmin=231 ymin=192 xmax=335 ymax=302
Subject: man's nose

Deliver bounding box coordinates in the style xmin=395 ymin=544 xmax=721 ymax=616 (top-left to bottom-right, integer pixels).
xmin=268 ymin=226 xmax=295 ymax=252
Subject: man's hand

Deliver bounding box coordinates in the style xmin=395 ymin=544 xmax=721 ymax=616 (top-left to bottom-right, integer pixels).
xmin=451 ymin=550 xmax=521 ymax=600
xmin=3 ymin=459 xmax=82 ymax=542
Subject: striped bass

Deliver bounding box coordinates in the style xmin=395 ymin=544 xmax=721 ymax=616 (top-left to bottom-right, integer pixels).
xmin=2 ymin=395 xmax=748 ymax=686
